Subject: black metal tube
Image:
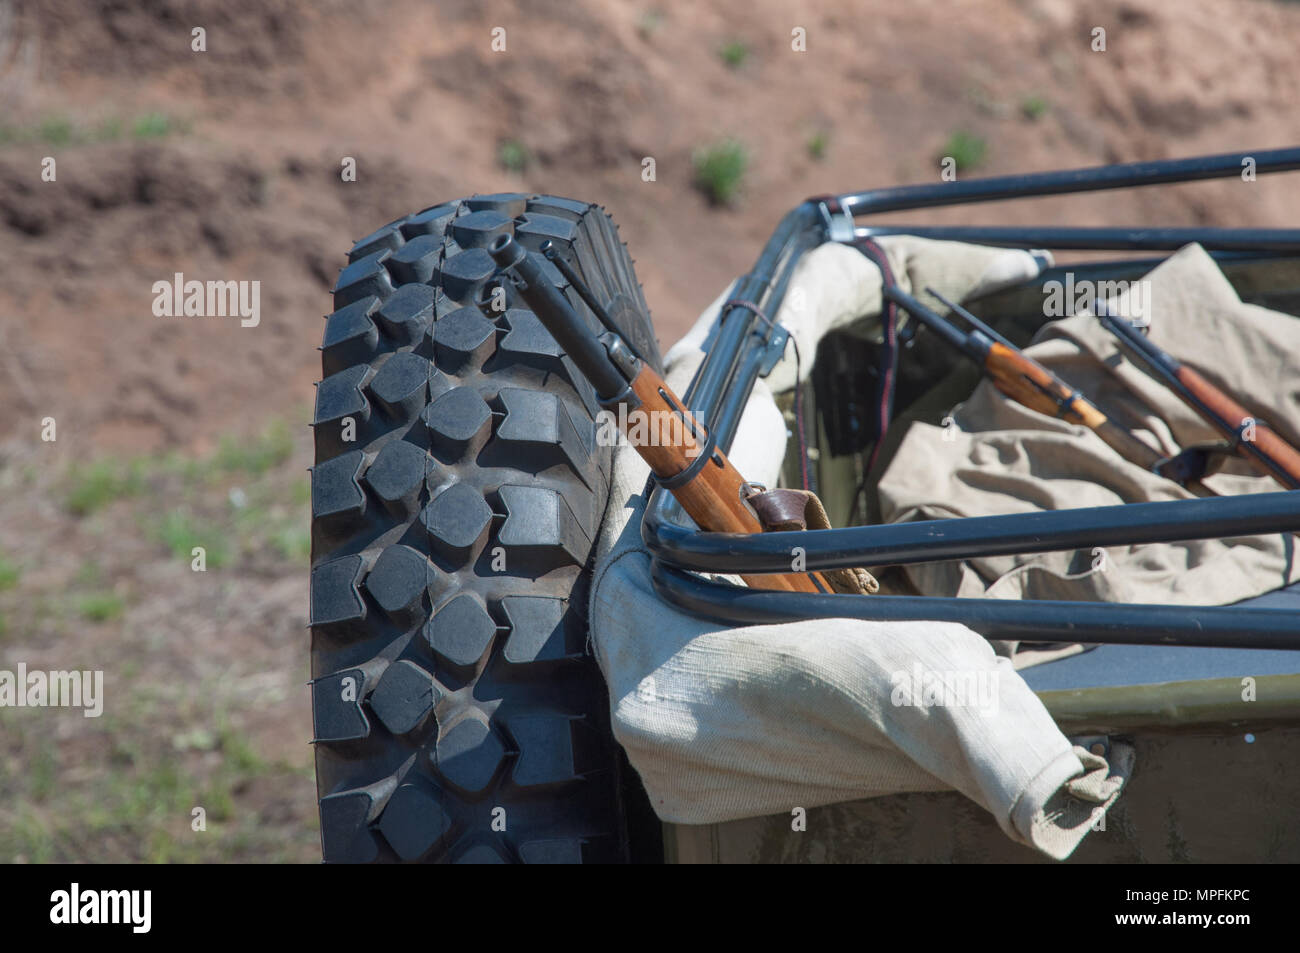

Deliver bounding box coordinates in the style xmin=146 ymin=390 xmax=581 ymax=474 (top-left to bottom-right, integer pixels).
xmin=838 ymin=148 xmax=1300 ymax=216
xmin=644 ymin=489 xmax=1300 ymax=573
xmin=852 ymin=225 xmax=1300 ymax=251
xmin=652 ymin=561 xmax=1300 ymax=649
xmin=540 ymin=241 xmax=624 ymax=336
xmin=681 ymin=201 xmax=826 ymax=416
xmin=709 ymin=336 xmax=770 ymax=452
xmin=488 ymin=234 xmax=628 ymax=399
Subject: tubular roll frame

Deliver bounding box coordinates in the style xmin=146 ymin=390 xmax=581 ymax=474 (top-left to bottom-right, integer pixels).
xmin=644 ymin=148 xmax=1300 ymax=648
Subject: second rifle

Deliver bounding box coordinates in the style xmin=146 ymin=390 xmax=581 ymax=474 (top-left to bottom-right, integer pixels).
xmin=1098 ymin=305 xmax=1300 ymax=490
xmin=882 ymin=285 xmax=1204 ymax=484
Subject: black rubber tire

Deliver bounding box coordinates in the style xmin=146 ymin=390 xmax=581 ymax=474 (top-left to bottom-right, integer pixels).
xmin=309 ymin=193 xmax=662 ymax=863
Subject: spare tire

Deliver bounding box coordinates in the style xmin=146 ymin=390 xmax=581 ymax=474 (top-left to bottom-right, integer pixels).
xmin=309 ymin=194 xmax=662 ymax=863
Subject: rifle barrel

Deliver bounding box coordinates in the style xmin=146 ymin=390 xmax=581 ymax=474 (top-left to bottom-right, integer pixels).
xmin=1098 ymin=306 xmax=1300 ymax=489
xmin=488 ymin=234 xmax=628 ymax=399
xmin=881 ymin=285 xmax=990 ymax=360
xmin=924 ymin=287 xmax=1018 ymax=351
xmin=1097 ymin=309 xmax=1181 ymax=377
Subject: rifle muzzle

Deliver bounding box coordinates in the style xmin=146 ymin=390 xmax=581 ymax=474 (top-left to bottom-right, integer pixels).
xmin=489 ymin=233 xmax=629 ymax=400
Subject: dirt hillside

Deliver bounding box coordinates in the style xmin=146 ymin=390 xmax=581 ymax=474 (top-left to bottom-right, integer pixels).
xmin=3 ymin=0 xmax=1299 ymax=454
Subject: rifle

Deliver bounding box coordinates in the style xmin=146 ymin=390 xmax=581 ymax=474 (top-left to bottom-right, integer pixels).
xmin=488 ymin=234 xmax=832 ymax=594
xmin=1098 ymin=305 xmax=1300 ymax=490
xmin=882 ymin=284 xmax=1206 ymax=484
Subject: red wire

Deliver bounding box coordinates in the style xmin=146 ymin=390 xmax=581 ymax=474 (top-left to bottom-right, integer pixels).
xmin=853 ymin=239 xmax=899 ymax=476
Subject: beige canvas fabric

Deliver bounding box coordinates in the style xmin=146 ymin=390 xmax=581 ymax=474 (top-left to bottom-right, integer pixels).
xmin=589 ymin=237 xmax=1133 ymax=860
xmin=877 ymin=243 xmax=1300 ymax=606
xmin=590 ymin=437 xmax=1132 ymax=860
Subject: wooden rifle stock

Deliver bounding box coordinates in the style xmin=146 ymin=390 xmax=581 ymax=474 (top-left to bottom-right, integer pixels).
xmin=983 ymin=342 xmax=1168 ymax=470
xmin=1171 ymin=364 xmax=1300 ymax=487
xmin=1099 ymin=308 xmax=1300 ymax=490
xmin=625 ymin=363 xmax=831 ymax=593
xmin=985 ymin=343 xmax=1104 ymax=425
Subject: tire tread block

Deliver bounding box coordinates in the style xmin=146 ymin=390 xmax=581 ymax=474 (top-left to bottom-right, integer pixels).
xmin=310 ymin=554 xmax=367 ymax=628
xmin=497 ymin=484 xmax=589 ymax=569
xmin=377 ymin=783 xmax=451 ymax=861
xmin=362 ymin=440 xmax=427 ymax=516
xmin=421 ymin=483 xmax=493 ymax=565
xmin=311 ymin=667 xmax=370 ymax=743
xmin=368 ymin=659 xmax=440 ymax=736
xmin=349 ymin=224 xmax=405 ymax=263
xmin=423 ymin=386 xmax=493 ymax=459
xmin=435 ymin=717 xmax=505 ymax=793
xmin=314 ymin=365 xmax=372 ymax=426
xmin=334 ymin=249 xmax=395 ymax=307
xmin=388 ymin=234 xmax=443 ymax=285
xmin=425 ymin=593 xmax=498 ymax=668
xmin=509 ymin=714 xmax=590 ymax=787
xmin=502 ymin=596 xmax=582 ymax=665
xmin=319 ymin=777 xmax=394 ymax=864
xmin=451 ymin=209 xmax=514 ymax=249
xmin=439 ymin=247 xmax=497 ymax=301
xmin=525 ymin=196 xmax=590 ymax=221
xmin=310 ymin=450 xmax=367 ymax=523
xmin=433 ymin=306 xmax=496 ymax=372
xmin=321 ymin=297 xmax=381 ymax=376
xmin=515 ymin=212 xmax=579 ymax=250
xmin=375 ymin=283 xmax=436 ymax=345
xmin=496 ymin=388 xmax=590 ymax=483
xmin=400 ymin=203 xmax=457 ymax=238
xmin=364 ymin=544 xmax=430 ymax=623
xmin=464 ymin=192 xmax=531 ymax=218
xmin=368 ymin=351 xmax=429 ymax=417
xmin=498 ymin=309 xmax=568 ymax=379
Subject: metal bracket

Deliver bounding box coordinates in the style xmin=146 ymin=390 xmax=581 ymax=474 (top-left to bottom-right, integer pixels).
xmin=598 ymin=330 xmax=642 ymax=381
xmin=819 ymin=200 xmax=856 ymax=244
xmin=757 ymin=324 xmax=791 ymax=377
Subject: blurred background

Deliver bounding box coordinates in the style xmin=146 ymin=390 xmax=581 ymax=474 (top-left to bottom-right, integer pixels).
xmin=1 ymin=0 xmax=1298 ymax=862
